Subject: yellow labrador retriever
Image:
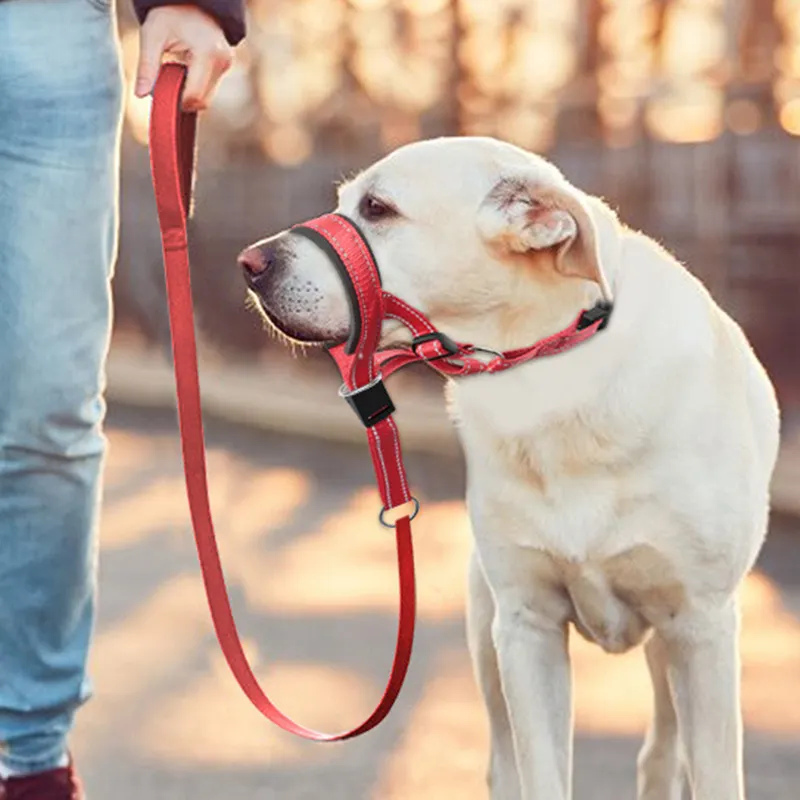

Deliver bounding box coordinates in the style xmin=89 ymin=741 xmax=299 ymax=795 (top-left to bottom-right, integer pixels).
xmin=239 ymin=137 xmax=780 ymax=800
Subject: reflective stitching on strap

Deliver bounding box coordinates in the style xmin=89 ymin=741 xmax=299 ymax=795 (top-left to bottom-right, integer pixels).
xmin=370 ymin=424 xmax=394 ymax=507
xmin=385 ymin=417 xmax=410 ymax=500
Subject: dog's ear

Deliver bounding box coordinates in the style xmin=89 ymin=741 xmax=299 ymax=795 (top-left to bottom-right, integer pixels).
xmin=478 ymin=177 xmax=610 ymax=294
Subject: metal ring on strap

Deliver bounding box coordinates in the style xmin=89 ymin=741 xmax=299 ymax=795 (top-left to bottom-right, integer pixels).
xmin=379 ymin=496 xmax=421 ymax=529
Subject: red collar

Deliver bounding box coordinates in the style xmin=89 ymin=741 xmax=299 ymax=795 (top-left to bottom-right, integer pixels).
xmin=292 ymin=213 xmax=613 ymax=430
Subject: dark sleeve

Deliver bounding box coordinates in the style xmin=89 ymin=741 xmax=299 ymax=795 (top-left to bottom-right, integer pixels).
xmin=132 ymin=0 xmax=246 ymax=46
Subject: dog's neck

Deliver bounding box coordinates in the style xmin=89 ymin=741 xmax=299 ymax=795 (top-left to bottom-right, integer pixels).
xmin=423 ymin=278 xmax=610 ymax=356
xmin=431 ymin=210 xmax=623 ymax=355
xmin=380 ymin=209 xmax=624 ymax=358
xmin=445 ymin=232 xmax=627 ymax=441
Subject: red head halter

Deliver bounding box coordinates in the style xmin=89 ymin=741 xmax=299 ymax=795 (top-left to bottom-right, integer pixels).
xmin=291 ymin=212 xmax=613 ymax=428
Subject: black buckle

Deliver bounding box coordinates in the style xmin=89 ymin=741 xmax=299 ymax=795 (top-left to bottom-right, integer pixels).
xmin=576 ymin=301 xmax=613 ymax=331
xmin=411 ymin=331 xmax=460 ymax=360
xmin=338 ymin=374 xmax=395 ymax=428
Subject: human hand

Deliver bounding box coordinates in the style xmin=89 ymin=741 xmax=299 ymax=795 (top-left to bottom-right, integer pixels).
xmin=135 ymin=4 xmax=234 ymax=112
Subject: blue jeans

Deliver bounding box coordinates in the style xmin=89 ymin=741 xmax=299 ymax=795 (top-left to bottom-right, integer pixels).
xmin=0 ymin=0 xmax=124 ymax=777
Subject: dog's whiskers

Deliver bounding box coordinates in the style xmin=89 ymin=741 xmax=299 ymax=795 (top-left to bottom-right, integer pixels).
xmin=244 ymin=290 xmax=322 ymax=357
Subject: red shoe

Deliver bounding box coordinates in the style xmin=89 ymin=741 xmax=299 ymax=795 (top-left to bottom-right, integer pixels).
xmin=0 ymin=760 xmax=83 ymax=800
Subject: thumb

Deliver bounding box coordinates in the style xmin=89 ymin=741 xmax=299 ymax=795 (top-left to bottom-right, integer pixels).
xmin=135 ymin=27 xmax=168 ymax=97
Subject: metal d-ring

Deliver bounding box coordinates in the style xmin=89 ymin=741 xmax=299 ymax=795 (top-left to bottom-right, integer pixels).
xmin=379 ymin=496 xmax=420 ymax=528
xmin=471 ymin=345 xmax=504 ymax=360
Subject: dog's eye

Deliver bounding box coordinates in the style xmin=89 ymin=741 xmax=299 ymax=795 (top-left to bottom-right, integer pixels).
xmin=358 ymin=194 xmax=397 ymax=222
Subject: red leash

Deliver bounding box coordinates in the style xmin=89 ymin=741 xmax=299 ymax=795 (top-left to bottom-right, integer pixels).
xmin=148 ymin=63 xmax=416 ymax=741
xmin=149 ymin=62 xmax=613 ymax=741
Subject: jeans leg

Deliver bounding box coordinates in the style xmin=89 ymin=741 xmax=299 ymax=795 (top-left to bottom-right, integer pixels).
xmin=0 ymin=0 xmax=124 ymax=776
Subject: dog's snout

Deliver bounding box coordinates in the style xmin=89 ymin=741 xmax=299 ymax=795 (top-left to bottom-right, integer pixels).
xmin=238 ymin=246 xmax=269 ymax=276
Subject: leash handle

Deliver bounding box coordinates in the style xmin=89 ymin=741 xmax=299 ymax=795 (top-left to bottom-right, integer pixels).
xmin=148 ymin=63 xmax=416 ymax=741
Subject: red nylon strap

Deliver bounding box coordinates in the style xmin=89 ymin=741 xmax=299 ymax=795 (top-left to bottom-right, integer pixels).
xmin=148 ymin=63 xmax=416 ymax=741
xmin=293 ymin=216 xmax=383 ymax=391
xmin=325 ymin=343 xmax=412 ymax=510
xmin=289 ymin=214 xmax=414 ymax=512
xmin=378 ymin=292 xmax=609 ymax=378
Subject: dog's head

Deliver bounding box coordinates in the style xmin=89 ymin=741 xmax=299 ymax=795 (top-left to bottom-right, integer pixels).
xmin=240 ymin=137 xmax=618 ymax=351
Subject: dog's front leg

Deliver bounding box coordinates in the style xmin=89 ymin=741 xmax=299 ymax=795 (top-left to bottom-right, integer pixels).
xmin=637 ymin=632 xmax=685 ymax=800
xmin=492 ymin=602 xmax=572 ymax=800
xmin=661 ymin=601 xmax=744 ymax=800
xmin=467 ymin=550 xmax=521 ymax=800
xmin=479 ymin=546 xmax=573 ymax=800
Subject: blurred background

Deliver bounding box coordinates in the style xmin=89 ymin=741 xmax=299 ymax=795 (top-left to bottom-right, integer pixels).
xmin=113 ymin=0 xmax=800 ymax=419
xmin=80 ymin=1 xmax=800 ymax=797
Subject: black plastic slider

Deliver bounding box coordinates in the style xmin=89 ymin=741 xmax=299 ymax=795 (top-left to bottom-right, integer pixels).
xmin=576 ymin=301 xmax=613 ymax=331
xmin=338 ymin=375 xmax=396 ymax=427
xmin=411 ymin=331 xmax=460 ymax=358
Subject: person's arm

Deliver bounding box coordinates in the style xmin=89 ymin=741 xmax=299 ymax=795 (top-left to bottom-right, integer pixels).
xmin=132 ymin=2 xmax=246 ymax=112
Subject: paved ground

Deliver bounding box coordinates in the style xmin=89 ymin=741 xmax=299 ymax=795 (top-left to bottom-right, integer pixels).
xmin=72 ymin=404 xmax=800 ymax=799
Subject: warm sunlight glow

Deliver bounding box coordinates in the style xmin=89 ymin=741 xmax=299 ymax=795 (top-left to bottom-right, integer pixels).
xmin=103 ymin=446 xmax=310 ymax=550
xmin=739 ymin=572 xmax=800 ymax=733
xmin=661 ymin=1 xmax=726 ymax=78
xmin=405 ymin=0 xmax=450 ymax=15
xmin=230 ymin=490 xmax=472 ymax=621
xmin=75 ymin=574 xmax=211 ymax=751
xmin=779 ymin=98 xmax=800 ymax=136
xmin=373 ymin=649 xmax=488 ymax=798
xmin=502 ymin=108 xmax=555 ymax=152
xmin=776 ymin=0 xmax=800 ymax=78
xmin=139 ymin=655 xmax=376 ymax=766
xmin=646 ymin=84 xmax=723 ymax=142
xmin=349 ymin=0 xmax=390 ymax=9
xmin=101 ymin=476 xmax=192 ymax=550
xmin=207 ymin=60 xmax=260 ymax=131
xmin=515 ymin=32 xmax=577 ymax=98
xmin=597 ymin=0 xmax=656 ymax=139
xmin=262 ymin=125 xmax=314 ymax=166
xmin=457 ymin=0 xmax=579 ymax=149
xmin=120 ymin=0 xmax=795 ymax=159
xmin=348 ymin=2 xmax=452 ymax=114
xmin=215 ymin=467 xmax=311 ymax=546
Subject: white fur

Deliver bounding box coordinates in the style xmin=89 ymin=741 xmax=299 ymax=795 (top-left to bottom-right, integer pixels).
xmin=245 ymin=137 xmax=781 ymax=799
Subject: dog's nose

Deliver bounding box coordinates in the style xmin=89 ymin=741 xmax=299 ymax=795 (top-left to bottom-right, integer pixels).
xmin=238 ymin=246 xmax=267 ymax=276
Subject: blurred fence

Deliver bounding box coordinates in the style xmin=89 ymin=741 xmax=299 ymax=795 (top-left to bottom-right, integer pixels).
xmin=113 ymin=0 xmax=800 ymax=415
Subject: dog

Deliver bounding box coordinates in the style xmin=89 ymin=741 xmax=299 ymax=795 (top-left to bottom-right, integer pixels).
xmin=238 ymin=137 xmax=781 ymax=799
